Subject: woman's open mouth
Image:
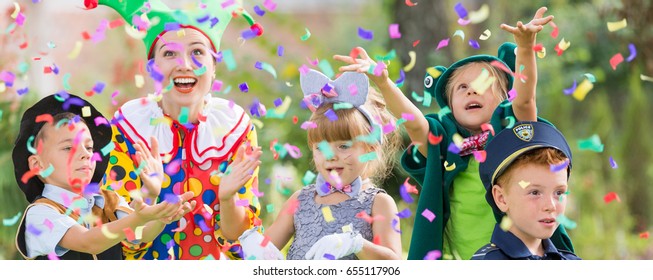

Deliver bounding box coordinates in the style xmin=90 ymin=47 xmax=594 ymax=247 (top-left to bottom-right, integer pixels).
xmin=174 ymin=77 xmax=197 ymax=94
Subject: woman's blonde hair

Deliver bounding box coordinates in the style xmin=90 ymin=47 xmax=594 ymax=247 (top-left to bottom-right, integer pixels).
xmin=445 ymin=61 xmax=510 ymax=108
xmin=307 ymin=87 xmax=402 ymax=183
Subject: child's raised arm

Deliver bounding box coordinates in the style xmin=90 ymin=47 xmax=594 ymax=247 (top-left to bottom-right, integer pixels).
xmin=334 ymin=48 xmax=431 ymax=158
xmin=500 ymin=6 xmax=554 ymax=122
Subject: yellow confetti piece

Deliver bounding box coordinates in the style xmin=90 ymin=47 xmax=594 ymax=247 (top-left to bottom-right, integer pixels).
xmin=470 ymin=69 xmax=496 ymax=94
xmin=444 ymin=161 xmax=456 ymax=171
xmin=147 ymin=93 xmax=163 ymax=102
xmin=427 ymin=68 xmax=442 ymax=79
xmin=81 ymin=106 xmax=91 ymax=117
xmin=176 ymin=29 xmax=186 ymax=37
xmin=518 ymin=180 xmax=530 ymax=189
xmin=321 ymin=206 xmax=335 ymax=222
xmin=479 ymin=29 xmax=491 ymax=40
xmin=266 ymin=96 xmax=292 ymax=119
xmin=469 ymin=4 xmax=490 ymax=24
xmin=135 ymin=74 xmax=144 ymax=88
xmin=251 ymin=118 xmax=264 ymax=129
xmin=341 ymin=224 xmax=353 ymax=233
xmin=641 ymin=74 xmax=653 ymax=82
xmin=557 ymin=38 xmax=571 ymax=51
xmin=536 ymin=46 xmax=546 ymax=58
xmin=150 ymin=117 xmax=172 ymax=126
xmin=0 ymin=82 xmax=6 ymax=93
xmin=452 ymin=30 xmax=465 ymax=41
xmin=11 ymin=2 xmax=20 ymax=18
xmin=572 ymin=79 xmax=594 ymax=101
xmin=67 ymin=41 xmax=83 ymax=60
xmin=403 ymin=51 xmax=416 ymax=72
xmin=135 ymin=226 xmax=144 ymax=240
xmin=607 ymin=18 xmax=627 ymax=32
xmin=452 ymin=133 xmax=463 ymax=148
xmin=124 ymin=25 xmax=147 ymax=40
xmin=500 ymin=216 xmax=512 ymax=231
xmin=101 ymin=224 xmax=120 ymax=239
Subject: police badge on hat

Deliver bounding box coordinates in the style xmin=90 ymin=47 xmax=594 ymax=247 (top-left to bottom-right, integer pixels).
xmin=513 ymin=123 xmax=534 ymax=142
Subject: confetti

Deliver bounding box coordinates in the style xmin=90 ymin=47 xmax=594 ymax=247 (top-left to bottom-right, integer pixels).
xmin=388 ymin=23 xmax=401 ymax=39
xmin=554 ymin=38 xmax=570 ymax=56
xmin=436 ymin=38 xmax=450 ymax=50
xmin=641 ymin=74 xmax=653 ymax=82
xmin=550 ymin=159 xmax=570 ymax=172
xmin=468 ymin=4 xmax=489 ymax=24
xmin=639 ymin=232 xmax=649 ymax=239
xmin=607 ymin=18 xmax=627 ymax=32
xmin=452 ymin=29 xmax=465 ymax=41
xmin=403 ymin=51 xmax=416 ymax=72
xmin=518 ymin=180 xmax=530 ymax=189
xmin=609 ymin=156 xmax=618 ymax=169
xmin=557 ymin=214 xmax=577 ymax=230
xmin=396 ymin=208 xmax=411 ymax=219
xmin=2 ymin=212 xmax=21 ymax=226
xmin=426 ymin=67 xmax=442 ymax=79
xmin=444 ymin=161 xmax=456 ymax=171
xmin=500 ymin=216 xmax=512 ymax=231
xmin=454 ymin=2 xmax=468 ymax=19
xmin=626 ymin=43 xmax=637 ymax=62
xmin=399 ymin=182 xmax=415 ymax=204
xmin=604 ymin=192 xmax=620 ymax=203
xmin=317 ymin=141 xmax=334 ymax=160
xmin=428 ymin=132 xmax=443 ymax=145
xmin=101 ymin=224 xmax=119 ymax=239
xmin=578 ymin=134 xmax=604 ymax=152
xmin=421 ymin=209 xmax=435 ymax=222
xmin=470 ymin=68 xmax=496 ymax=94
xmin=609 ymin=53 xmax=624 ymax=70
xmin=405 ymin=0 xmax=417 ymax=7
xmin=357 ymin=27 xmax=374 ymax=40
xmin=123 ymin=227 xmax=136 ymax=242
xmin=318 ymin=60 xmax=335 ymax=79
xmin=479 ymin=29 xmax=491 ymax=40
xmin=572 ymin=79 xmax=594 ymax=101
xmin=222 ymin=49 xmax=237 ymax=71
xmin=263 ymin=0 xmax=277 ymax=11
xmin=550 ymin=21 xmax=559 ymax=39
xmin=101 ymin=142 xmax=115 ymax=156
xmin=39 ymin=164 xmax=54 ymax=178
xmin=300 ymin=28 xmax=311 ymax=41
xmin=236 ymin=199 xmax=250 ymax=207
xmin=424 ymin=250 xmax=441 ymax=260
xmin=321 ymin=206 xmax=335 ymax=222
xmin=358 ymin=152 xmax=378 ymax=163
xmin=563 ymin=80 xmax=577 ymax=95
xmin=67 ymin=41 xmax=83 ymax=59
xmin=472 ymin=150 xmax=486 ymax=162
xmin=468 ymin=39 xmax=480 ymax=49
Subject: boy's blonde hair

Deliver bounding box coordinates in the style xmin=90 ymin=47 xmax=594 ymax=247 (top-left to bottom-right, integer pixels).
xmin=445 ymin=61 xmax=510 ymax=108
xmin=307 ymin=88 xmax=402 ymax=183
xmin=496 ymin=147 xmax=568 ymax=190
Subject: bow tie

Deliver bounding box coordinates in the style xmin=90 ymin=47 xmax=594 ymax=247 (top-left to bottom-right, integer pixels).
xmin=459 ymin=131 xmax=490 ymax=156
xmin=315 ymin=174 xmax=362 ymax=198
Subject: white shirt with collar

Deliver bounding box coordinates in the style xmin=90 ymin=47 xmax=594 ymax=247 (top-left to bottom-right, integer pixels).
xmin=24 ymin=184 xmax=131 ymax=258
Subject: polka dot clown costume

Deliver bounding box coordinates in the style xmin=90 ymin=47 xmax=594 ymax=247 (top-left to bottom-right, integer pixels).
xmin=85 ymin=0 xmax=264 ymax=260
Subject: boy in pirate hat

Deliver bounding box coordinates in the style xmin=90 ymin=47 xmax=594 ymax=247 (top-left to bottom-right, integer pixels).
xmin=334 ymin=7 xmax=575 ymax=259
xmin=472 ymin=121 xmax=580 ymax=260
xmin=83 ymin=0 xmax=265 ymax=259
xmin=13 ymin=93 xmax=195 ymax=260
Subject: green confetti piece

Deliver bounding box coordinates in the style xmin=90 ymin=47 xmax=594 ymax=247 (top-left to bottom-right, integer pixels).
xmin=411 ymin=91 xmax=424 ymax=102
xmin=557 ymin=214 xmax=577 ymax=230
xmin=374 ymin=49 xmax=396 ymax=61
xmin=260 ymin=62 xmax=277 ymax=79
xmin=193 ymin=65 xmax=207 ymax=76
xmin=39 ymin=164 xmax=54 ymax=178
xmin=55 ymin=118 xmax=68 ymax=129
xmin=18 ymin=61 xmax=30 ymax=74
xmin=163 ymin=78 xmax=173 ymax=92
xmin=179 ymin=107 xmax=189 ymax=124
xmin=437 ymin=106 xmax=451 ymax=121
xmin=302 ymin=170 xmax=317 ymax=186
xmin=583 ymin=73 xmax=596 ymax=83
xmin=266 ymin=204 xmax=275 ymax=213
xmin=2 ymin=212 xmax=21 ymax=226
xmin=63 ymin=73 xmax=72 ymax=91
xmin=504 ymin=116 xmax=516 ymax=129
xmin=275 ymin=180 xmax=292 ymax=196
xmin=101 ymin=142 xmax=115 ymax=156
xmin=333 ymin=103 xmax=353 ymax=110
xmin=26 ymin=135 xmax=37 ymax=154
xmin=318 ymin=59 xmax=335 ymax=79
xmin=578 ymin=134 xmax=604 ymax=152
xmin=358 ymin=152 xmax=378 ymax=163
xmin=422 ymin=91 xmax=432 ymax=107
xmin=411 ymin=143 xmax=420 ymax=164
xmin=222 ymin=49 xmax=237 ymax=71
xmin=355 ymin=125 xmax=381 ymax=144
xmin=0 ymin=110 xmax=3 ymax=122
xmin=317 ymin=141 xmax=334 ymax=160
xmin=396 ymin=118 xmax=407 ymax=126
xmin=300 ymin=28 xmax=311 ymax=41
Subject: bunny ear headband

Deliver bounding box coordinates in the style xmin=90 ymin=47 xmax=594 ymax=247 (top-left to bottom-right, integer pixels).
xmin=299 ymin=69 xmax=382 ymax=144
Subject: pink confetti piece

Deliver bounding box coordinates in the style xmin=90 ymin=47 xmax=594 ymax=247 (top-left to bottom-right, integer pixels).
xmin=481 ymin=123 xmax=495 ymax=136
xmin=16 ymin=12 xmax=26 ymax=26
xmin=221 ymin=0 xmax=235 ymax=8
xmin=389 ymin=23 xmax=401 ymax=39
xmin=43 ymin=219 xmax=54 ymax=231
xmin=47 ymin=252 xmax=60 ymax=260
xmin=507 ymin=88 xmax=517 ymax=101
xmin=550 ymin=21 xmax=559 ymax=38
xmin=424 ymin=250 xmax=442 ymax=260
xmin=211 ymin=80 xmax=223 ymax=92
xmin=436 ymin=38 xmax=450 ymax=50
xmin=165 ymin=159 xmax=182 ymax=175
xmin=421 ymin=209 xmax=435 ymax=222
xmin=94 ymin=116 xmax=109 ymax=127
xmin=626 ymin=43 xmax=637 ymax=62
xmin=401 ymin=113 xmax=414 ymax=121
xmin=610 ymin=53 xmax=624 ymax=70
xmin=457 ymin=18 xmax=471 ymax=26
xmin=473 ymin=150 xmax=486 ymax=162
xmin=300 ymin=121 xmax=317 ymax=130
xmin=373 ymin=61 xmax=386 ymax=76
xmin=236 ymin=199 xmax=250 ymax=207
xmin=263 ymin=0 xmax=277 ymax=11
xmin=357 ymin=27 xmax=374 ymax=41
xmin=298 ymin=64 xmax=310 ymax=75
xmin=123 ymin=227 xmax=136 ymax=242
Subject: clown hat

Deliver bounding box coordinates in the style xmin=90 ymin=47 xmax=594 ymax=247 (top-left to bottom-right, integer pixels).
xmin=84 ymin=0 xmax=263 ymax=58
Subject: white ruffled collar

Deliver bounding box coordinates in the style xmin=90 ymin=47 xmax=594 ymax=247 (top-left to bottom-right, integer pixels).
xmin=114 ymin=94 xmax=251 ymax=165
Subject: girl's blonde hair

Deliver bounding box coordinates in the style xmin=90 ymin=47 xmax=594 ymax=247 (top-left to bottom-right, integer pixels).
xmin=445 ymin=61 xmax=510 ymax=108
xmin=307 ymin=87 xmax=402 ymax=183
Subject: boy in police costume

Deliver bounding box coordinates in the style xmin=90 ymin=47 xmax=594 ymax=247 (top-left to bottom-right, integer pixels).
xmin=473 ymin=121 xmax=581 ymax=260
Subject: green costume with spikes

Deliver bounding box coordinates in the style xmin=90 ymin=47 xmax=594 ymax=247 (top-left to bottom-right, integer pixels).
xmin=402 ymin=42 xmax=575 ymax=260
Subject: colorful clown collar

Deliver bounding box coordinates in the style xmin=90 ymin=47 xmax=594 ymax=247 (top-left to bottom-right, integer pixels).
xmin=114 ymin=94 xmax=250 ymax=165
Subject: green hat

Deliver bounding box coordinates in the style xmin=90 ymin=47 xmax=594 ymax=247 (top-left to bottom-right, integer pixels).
xmin=84 ymin=0 xmax=263 ymax=59
xmin=424 ymin=42 xmax=517 ymax=109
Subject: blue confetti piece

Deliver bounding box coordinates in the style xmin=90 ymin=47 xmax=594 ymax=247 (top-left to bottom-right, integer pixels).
xmin=277 ymin=45 xmax=284 ymax=56
xmin=321 ymin=83 xmax=333 ymax=93
xmin=27 ymin=224 xmax=42 ymax=236
xmin=191 ymin=54 xmax=203 ymax=68
xmin=273 ymin=98 xmax=283 ymax=107
xmin=196 ymin=14 xmax=210 ymax=23
xmin=210 ymin=17 xmax=219 ymax=28
xmin=395 ymin=70 xmax=405 ymax=85
xmin=254 ymin=61 xmax=263 ymax=70
xmin=239 ymin=82 xmax=249 ymax=92
xmin=324 ymin=109 xmax=338 ymax=121
xmin=357 ymin=27 xmax=374 ymax=40
xmin=396 ymin=208 xmax=412 ymax=218
xmin=241 ymin=29 xmax=258 ymax=40
xmin=17 ymin=87 xmax=29 ymax=95
xmin=469 ymin=39 xmax=480 ymax=49
xmin=164 ymin=193 xmax=180 ymax=204
xmin=609 ymin=156 xmax=618 ymax=169
xmin=447 ymin=142 xmax=461 ymax=154
xmin=454 ymin=3 xmax=468 ymax=18
xmin=392 ymin=218 xmax=402 ymax=233
xmin=83 ymin=182 xmax=100 ymax=196
xmin=253 ymin=5 xmax=265 ymax=16
xmin=550 ymin=159 xmax=570 ymax=173
xmin=399 ymin=183 xmax=414 ymax=204
xmin=164 ymin=22 xmax=181 ymax=31
xmin=92 ymin=82 xmax=105 ymax=94
xmin=323 ymin=253 xmax=336 ymax=260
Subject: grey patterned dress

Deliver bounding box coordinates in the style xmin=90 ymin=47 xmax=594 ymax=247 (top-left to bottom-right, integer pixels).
xmin=286 ymin=184 xmax=386 ymax=260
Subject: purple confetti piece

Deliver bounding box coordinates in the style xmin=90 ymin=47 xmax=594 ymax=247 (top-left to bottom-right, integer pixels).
xmin=507 ymin=88 xmax=517 ymax=101
xmin=550 ymin=159 xmax=570 ymax=173
xmin=392 ymin=218 xmax=402 ymax=233
xmin=321 ymin=83 xmax=333 ymax=93
xmin=324 ymin=109 xmax=338 ymax=121
xmin=17 ymin=87 xmax=29 ymax=95
xmin=27 ymin=224 xmax=42 ymax=236
xmin=357 ymin=27 xmax=374 ymax=41
xmin=563 ymin=80 xmax=577 ymax=95
xmin=265 ymin=178 xmax=271 ymax=184
xmin=91 ymin=152 xmax=102 ymax=163
xmin=424 ymin=250 xmax=442 ymax=260
xmin=277 ymin=45 xmax=284 ymax=57
xmin=208 ymin=17 xmax=219 ymax=28
xmin=92 ymin=82 xmax=105 ymax=94
xmin=323 ymin=253 xmax=335 ymax=260
xmin=198 ymin=219 xmax=211 ymax=232
xmin=396 ymin=208 xmax=412 ymax=219
xmin=239 ymin=82 xmax=249 ymax=92
xmin=626 ymin=43 xmax=637 ymax=62
xmin=395 ymin=69 xmax=405 ymax=85
xmin=146 ymin=59 xmax=164 ymax=82
xmin=166 ymin=239 xmax=175 ymax=249
xmin=254 ymin=61 xmax=263 ymax=70
xmin=196 ymin=15 xmax=210 ymax=24
xmin=241 ymin=29 xmax=257 ymax=40
xmin=191 ymin=54 xmax=203 ymax=68
xmin=94 ymin=116 xmax=109 ymax=127
xmin=421 ymin=209 xmax=436 ymax=222
xmin=165 ymin=159 xmax=182 ymax=175
xmin=51 ymin=64 xmax=59 ymax=75
xmin=373 ymin=61 xmax=386 ymax=77
xmin=83 ymin=182 xmax=100 ymax=196
xmin=454 ymin=2 xmax=468 ymax=19
xmin=273 ymin=98 xmax=283 ymax=107
xmin=253 ymin=5 xmax=266 ymax=16
xmin=609 ymin=156 xmax=618 ymax=169
xmin=164 ymin=193 xmax=180 ymax=204
xmin=447 ymin=142 xmax=461 ymax=154
xmin=399 ymin=183 xmax=414 ymax=204
xmin=319 ymin=181 xmax=331 ymax=194
xmin=0 ymin=71 xmax=16 ymax=86
xmin=63 ymin=97 xmax=85 ymax=110
xmin=469 ymin=39 xmax=480 ymax=49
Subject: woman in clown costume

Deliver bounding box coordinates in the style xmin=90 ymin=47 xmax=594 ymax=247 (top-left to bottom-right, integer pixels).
xmin=85 ymin=0 xmax=265 ymax=260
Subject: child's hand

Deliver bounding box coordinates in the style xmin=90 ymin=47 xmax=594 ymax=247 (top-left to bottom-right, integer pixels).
xmin=333 ymin=47 xmax=390 ymax=87
xmin=158 ymin=191 xmax=197 ymax=224
xmin=218 ymin=145 xmax=262 ymax=203
xmin=501 ymin=6 xmax=554 ymax=48
xmin=133 ymin=137 xmax=163 ymax=202
xmin=131 ymin=191 xmax=195 ymax=223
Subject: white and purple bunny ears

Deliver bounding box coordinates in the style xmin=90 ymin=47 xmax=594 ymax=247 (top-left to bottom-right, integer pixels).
xmin=299 ymin=69 xmax=380 ymax=138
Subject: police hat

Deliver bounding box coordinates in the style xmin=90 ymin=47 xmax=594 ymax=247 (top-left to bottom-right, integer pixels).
xmin=12 ymin=93 xmax=112 ymax=202
xmin=479 ymin=121 xmax=572 ymax=216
